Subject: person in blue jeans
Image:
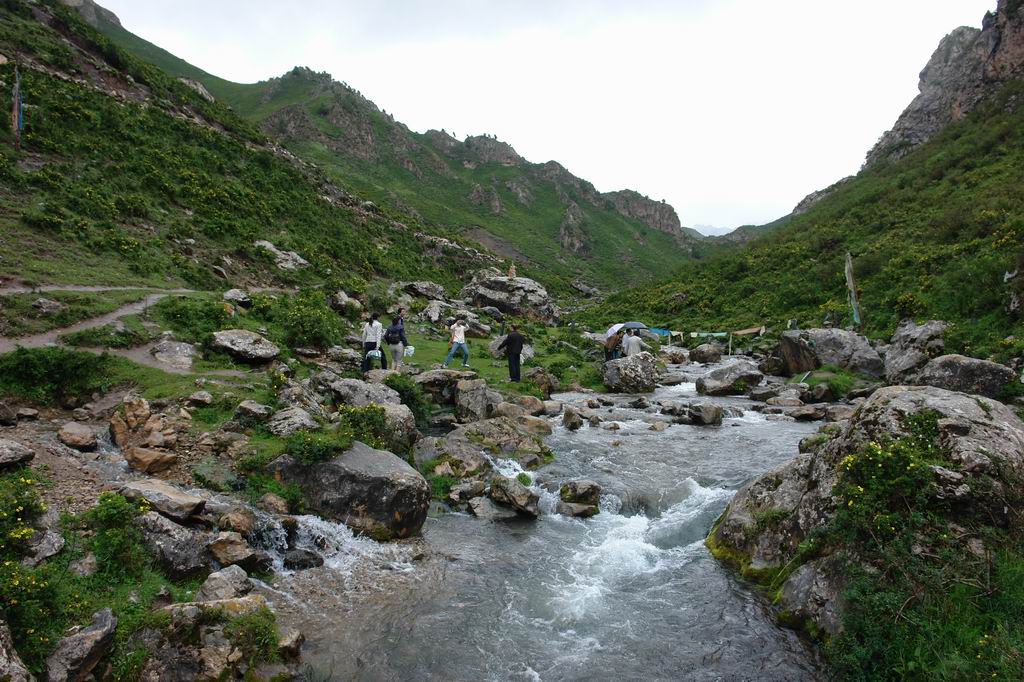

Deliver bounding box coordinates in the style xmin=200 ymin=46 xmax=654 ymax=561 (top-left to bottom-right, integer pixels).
xmin=442 ymin=318 xmax=471 ymax=368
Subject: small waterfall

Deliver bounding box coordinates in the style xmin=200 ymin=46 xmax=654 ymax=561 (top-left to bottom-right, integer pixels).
xmin=249 ymin=510 xmax=415 ymax=575
xmin=486 ymin=455 xmax=568 ymax=516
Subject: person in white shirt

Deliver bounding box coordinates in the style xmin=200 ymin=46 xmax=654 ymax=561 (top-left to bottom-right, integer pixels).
xmin=442 ymin=318 xmax=471 ymax=368
xmin=361 ymin=312 xmax=386 ymax=372
xmin=622 ymin=329 xmax=650 ymax=357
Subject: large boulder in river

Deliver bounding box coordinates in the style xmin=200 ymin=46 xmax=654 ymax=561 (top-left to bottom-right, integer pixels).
xmin=560 ymin=480 xmax=602 ymax=506
xmin=489 ymin=476 xmax=540 ymax=517
xmin=707 ymin=384 xmax=1024 ymax=637
xmin=602 ymin=352 xmax=658 ymax=393
xmin=267 ymin=441 xmax=429 ymax=540
xmin=777 ymin=331 xmax=819 ymax=376
xmin=913 ymin=354 xmax=1016 ymax=399
xmin=414 ymin=417 xmax=551 ymax=477
xmin=459 ymin=268 xmax=558 ymax=322
xmin=803 ymin=328 xmax=883 ymax=377
xmin=884 ymin=319 xmax=949 ymax=383
xmin=696 ymin=360 xmax=763 ymax=396
xmin=689 ymin=343 xmax=723 ymax=364
xmin=209 ymin=329 xmax=280 ymax=362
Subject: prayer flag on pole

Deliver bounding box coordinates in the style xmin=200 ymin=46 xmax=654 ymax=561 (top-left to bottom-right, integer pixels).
xmin=845 ymin=252 xmax=863 ymax=332
xmin=11 ymin=64 xmax=22 ymax=152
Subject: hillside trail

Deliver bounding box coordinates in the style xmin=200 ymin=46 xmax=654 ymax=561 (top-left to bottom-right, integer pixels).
xmin=0 ymin=285 xmax=253 ymax=378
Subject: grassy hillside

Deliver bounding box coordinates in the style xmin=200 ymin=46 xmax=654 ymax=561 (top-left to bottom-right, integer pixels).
xmin=91 ymin=23 xmax=700 ymax=290
xmin=0 ymin=1 xmax=483 ymax=291
xmin=587 ymin=80 xmax=1024 ymax=360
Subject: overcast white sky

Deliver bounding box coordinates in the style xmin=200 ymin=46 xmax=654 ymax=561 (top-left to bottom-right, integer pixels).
xmin=101 ymin=0 xmax=994 ymax=232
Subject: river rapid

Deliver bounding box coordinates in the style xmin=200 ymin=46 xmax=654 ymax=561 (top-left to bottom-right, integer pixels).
xmin=261 ymin=363 xmax=825 ymax=681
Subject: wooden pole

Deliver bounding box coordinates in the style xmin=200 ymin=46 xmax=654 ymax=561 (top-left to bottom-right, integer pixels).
xmin=845 ymin=252 xmax=863 ymax=332
xmin=11 ymin=64 xmax=21 ymax=153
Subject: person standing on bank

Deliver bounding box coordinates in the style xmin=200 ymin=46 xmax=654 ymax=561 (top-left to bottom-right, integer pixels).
xmin=361 ymin=313 xmax=386 ymax=372
xmin=622 ymin=328 xmax=650 ymax=357
xmin=604 ymin=330 xmax=625 ymax=362
xmin=384 ymin=315 xmax=409 ymax=369
xmin=442 ymin=317 xmax=471 ymax=368
xmin=497 ymin=325 xmax=525 ymax=382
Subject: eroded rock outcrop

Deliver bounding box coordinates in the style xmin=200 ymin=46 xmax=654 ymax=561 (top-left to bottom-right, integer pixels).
xmin=460 ymin=269 xmax=558 ymax=322
xmin=866 ymin=1 xmax=1024 ymax=165
xmin=600 ymin=189 xmax=685 ymax=241
xmin=707 ymin=385 xmax=1024 ymax=636
xmin=209 ymin=330 xmax=280 ymax=363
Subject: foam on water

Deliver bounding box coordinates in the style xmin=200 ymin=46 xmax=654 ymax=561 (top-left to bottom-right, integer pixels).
xmin=727 ymin=409 xmax=769 ymax=424
xmin=548 ymin=477 xmax=729 ymax=620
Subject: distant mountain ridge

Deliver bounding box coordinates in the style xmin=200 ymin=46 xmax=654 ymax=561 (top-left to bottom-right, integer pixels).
xmin=67 ymin=1 xmax=701 ymax=289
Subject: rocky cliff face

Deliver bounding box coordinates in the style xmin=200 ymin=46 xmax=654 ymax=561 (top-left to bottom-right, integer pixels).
xmin=866 ymin=0 xmax=1024 ymax=166
xmin=60 ymin=0 xmax=121 ymax=28
xmin=600 ymin=189 xmax=684 ymax=240
xmin=462 ymin=135 xmax=524 ymax=166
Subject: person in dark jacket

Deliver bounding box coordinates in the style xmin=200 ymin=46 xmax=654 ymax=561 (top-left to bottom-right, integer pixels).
xmin=384 ymin=315 xmax=410 ymax=369
xmin=497 ymin=325 xmax=525 ymax=382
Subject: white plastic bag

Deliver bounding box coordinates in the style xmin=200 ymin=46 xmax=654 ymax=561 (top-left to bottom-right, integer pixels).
xmin=366 ymin=349 xmax=382 ymax=359
xmin=404 ymin=345 xmax=415 ymax=357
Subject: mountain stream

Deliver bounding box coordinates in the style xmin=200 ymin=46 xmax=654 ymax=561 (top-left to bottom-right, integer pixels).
xmin=258 ymin=363 xmax=825 ymax=681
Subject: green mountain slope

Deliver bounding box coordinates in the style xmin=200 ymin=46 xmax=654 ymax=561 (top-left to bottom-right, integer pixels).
xmin=588 ymin=80 xmax=1024 ymax=358
xmin=84 ymin=13 xmax=701 ymax=290
xmin=0 ymin=1 xmax=486 ymax=290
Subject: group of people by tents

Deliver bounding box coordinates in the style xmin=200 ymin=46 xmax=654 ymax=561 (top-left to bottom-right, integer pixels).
xmin=359 ymin=307 xmax=650 ymax=382
xmin=603 ymin=321 xmax=651 ymax=362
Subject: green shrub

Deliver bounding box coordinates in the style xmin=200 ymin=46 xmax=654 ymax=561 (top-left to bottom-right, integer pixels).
xmin=276 ymin=290 xmax=343 ymax=348
xmin=0 ymin=468 xmax=47 ymax=558
xmin=427 ymin=473 xmax=456 ymax=501
xmin=0 ymin=347 xmax=112 ymax=405
xmin=152 ymin=296 xmax=232 ymax=343
xmin=516 ymin=472 xmax=531 ymax=487
xmin=801 ymin=365 xmax=858 ymax=398
xmin=84 ymin=492 xmax=150 ymax=580
xmin=336 ymin=404 xmax=396 ymax=452
xmin=244 ymin=475 xmax=304 ymax=513
xmin=384 ymin=373 xmax=431 ymax=426
xmin=286 ymin=430 xmax=352 ymax=465
xmin=0 ymin=560 xmax=58 ymax=668
xmin=893 ymin=292 xmax=926 ymax=321
xmin=223 ymin=606 xmax=280 ymax=667
xmin=419 ymin=459 xmax=456 ymax=501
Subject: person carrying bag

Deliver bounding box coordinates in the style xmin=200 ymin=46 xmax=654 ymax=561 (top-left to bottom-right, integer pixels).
xmin=361 ymin=313 xmax=386 ymax=372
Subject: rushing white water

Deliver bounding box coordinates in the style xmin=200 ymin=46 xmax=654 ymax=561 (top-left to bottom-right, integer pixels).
xmin=262 ymin=365 xmax=826 ymax=681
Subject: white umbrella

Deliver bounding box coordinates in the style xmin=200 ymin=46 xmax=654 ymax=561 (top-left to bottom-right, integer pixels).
xmin=605 ymin=323 xmax=624 ymax=340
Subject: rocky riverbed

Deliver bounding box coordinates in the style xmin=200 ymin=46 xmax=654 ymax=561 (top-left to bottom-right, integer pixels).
xmin=252 ymin=362 xmax=827 ymax=680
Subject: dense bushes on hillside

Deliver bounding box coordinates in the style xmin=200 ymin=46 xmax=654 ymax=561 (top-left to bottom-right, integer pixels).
xmin=0 ymin=4 xmax=479 ymax=289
